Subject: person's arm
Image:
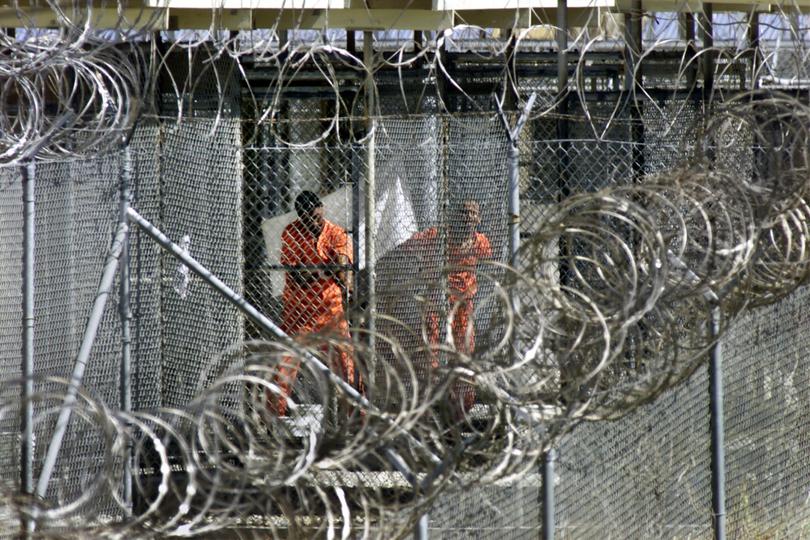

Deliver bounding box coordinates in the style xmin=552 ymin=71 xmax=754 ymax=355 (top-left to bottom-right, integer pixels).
xmin=477 ymin=233 xmax=493 ymax=261
xmin=401 ymin=227 xmax=436 ymax=252
xmin=334 ymin=253 xmax=351 ymax=292
xmin=325 ymin=225 xmax=353 ymax=295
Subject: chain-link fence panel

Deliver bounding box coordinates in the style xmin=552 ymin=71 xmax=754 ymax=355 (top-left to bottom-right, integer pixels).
xmin=428 ymin=481 xmax=543 ymax=539
xmin=522 ymin=94 xmax=718 ymax=539
xmin=158 ymin=116 xmax=244 ymax=408
xmin=0 ymin=165 xmax=22 ymax=500
xmin=642 ymin=95 xmax=702 ymax=175
xmin=128 ymin=121 xmax=163 ymax=411
xmin=723 ymin=283 xmax=810 ymax=537
xmin=0 ymin=127 xmax=168 ymax=527
xmin=239 ymin=97 xmax=809 ymax=538
xmin=26 ymin=153 xmax=124 ymax=520
xmin=157 ymin=52 xmax=245 ymax=410
xmin=244 ymin=115 xmax=357 ymax=333
xmin=556 ymin=368 xmax=712 ymax=538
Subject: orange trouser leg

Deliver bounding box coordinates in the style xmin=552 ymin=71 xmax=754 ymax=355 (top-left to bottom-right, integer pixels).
xmin=450 ymin=300 xmax=476 ymax=416
xmin=326 ymin=339 xmax=367 ymax=418
xmin=267 ymin=355 xmax=301 ymax=417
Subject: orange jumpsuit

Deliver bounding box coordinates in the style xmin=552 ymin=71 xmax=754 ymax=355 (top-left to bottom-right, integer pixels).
xmin=408 ymin=228 xmax=492 ymax=414
xmin=269 ymin=219 xmax=358 ymax=416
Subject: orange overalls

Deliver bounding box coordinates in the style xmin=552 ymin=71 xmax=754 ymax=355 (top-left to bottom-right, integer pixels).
xmin=408 ymin=228 xmax=492 ymax=414
xmin=268 ymin=219 xmax=359 ymax=416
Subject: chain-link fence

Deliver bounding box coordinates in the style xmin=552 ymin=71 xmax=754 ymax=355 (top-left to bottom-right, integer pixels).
xmin=1 ymin=55 xmax=809 ymax=537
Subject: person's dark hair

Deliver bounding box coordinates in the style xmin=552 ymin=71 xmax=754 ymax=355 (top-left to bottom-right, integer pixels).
xmin=294 ymin=190 xmax=323 ymax=216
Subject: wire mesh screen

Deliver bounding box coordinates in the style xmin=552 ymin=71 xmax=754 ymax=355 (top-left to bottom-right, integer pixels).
xmin=0 ymin=165 xmax=23 ymax=496
xmin=429 ymin=481 xmax=543 ymax=539
xmin=0 ymin=56 xmax=245 ymax=518
xmin=128 ymin=121 xmax=163 ymax=411
xmin=643 ymin=96 xmax=702 ymax=174
xmin=241 ymin=109 xmax=525 ymax=534
xmin=556 ymin=368 xmax=712 ymax=538
xmin=158 ymin=117 xmax=244 ymax=408
xmin=157 ymin=53 xmax=245 ymax=409
xmin=244 ymin=113 xmax=356 ymax=333
xmin=0 ymin=137 xmax=165 ymax=523
xmin=0 ymin=166 xmax=21 ymax=378
xmin=28 ymin=154 xmax=123 ymax=517
xmin=723 ymin=283 xmax=810 ymax=537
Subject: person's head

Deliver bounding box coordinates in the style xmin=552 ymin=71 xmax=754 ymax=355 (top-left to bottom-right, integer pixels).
xmin=449 ymin=199 xmax=481 ymax=242
xmin=294 ymin=190 xmax=325 ymax=233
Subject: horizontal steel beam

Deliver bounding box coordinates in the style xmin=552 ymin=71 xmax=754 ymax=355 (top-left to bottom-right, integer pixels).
xmin=0 ymin=2 xmax=789 ymax=31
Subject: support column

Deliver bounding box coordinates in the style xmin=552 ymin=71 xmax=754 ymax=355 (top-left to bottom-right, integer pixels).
xmin=625 ymin=0 xmax=644 ymax=186
xmin=543 ymin=448 xmax=557 ymax=540
xmin=699 ymin=4 xmax=714 ymax=101
xmin=748 ymin=12 xmax=760 ymax=90
xmin=21 ymin=162 xmax=35 ymax=536
xmin=624 ymin=0 xmax=642 ymax=93
xmin=683 ymin=12 xmax=697 ymax=89
xmin=363 ymin=31 xmax=376 ymax=385
xmin=545 ymin=4 xmax=568 ymax=536
xmin=557 ymin=2 xmax=568 ymax=110
xmin=119 ymin=145 xmax=133 ymax=513
xmin=346 ymin=29 xmax=356 ymax=56
xmin=709 ymin=305 xmax=726 ymax=540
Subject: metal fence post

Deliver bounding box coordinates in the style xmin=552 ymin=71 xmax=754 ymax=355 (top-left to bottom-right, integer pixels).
xmin=709 ymin=306 xmax=726 ymax=540
xmin=497 ymin=93 xmax=536 ymax=271
xmin=543 ymin=448 xmax=557 ymax=540
xmin=625 ymin=0 xmax=644 ymax=369
xmin=699 ymin=3 xmax=714 ymax=102
xmin=494 ymin=88 xmax=537 ymax=539
xmin=748 ymin=12 xmax=760 ymax=90
xmin=545 ymin=1 xmax=569 ymax=537
xmin=119 ymin=144 xmax=133 ymax=513
xmin=363 ymin=31 xmax=376 ymax=384
xmin=667 ymin=252 xmax=725 ymax=540
xmin=413 ymin=514 xmax=429 ymax=540
xmin=700 ymin=8 xmax=725 ymax=533
xmin=21 ymin=161 xmax=35 ymax=535
xmin=625 ymin=0 xmax=644 ymax=183
xmin=683 ymin=12 xmax=696 ymax=89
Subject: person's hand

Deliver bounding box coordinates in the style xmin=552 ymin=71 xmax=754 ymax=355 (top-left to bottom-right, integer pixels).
xmin=293 ymin=268 xmax=324 ymax=286
xmin=343 ymin=289 xmax=354 ymax=312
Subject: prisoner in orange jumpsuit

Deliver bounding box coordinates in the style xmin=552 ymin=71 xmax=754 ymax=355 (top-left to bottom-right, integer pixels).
xmin=404 ymin=200 xmax=492 ymax=415
xmin=269 ymin=190 xmax=359 ymax=417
